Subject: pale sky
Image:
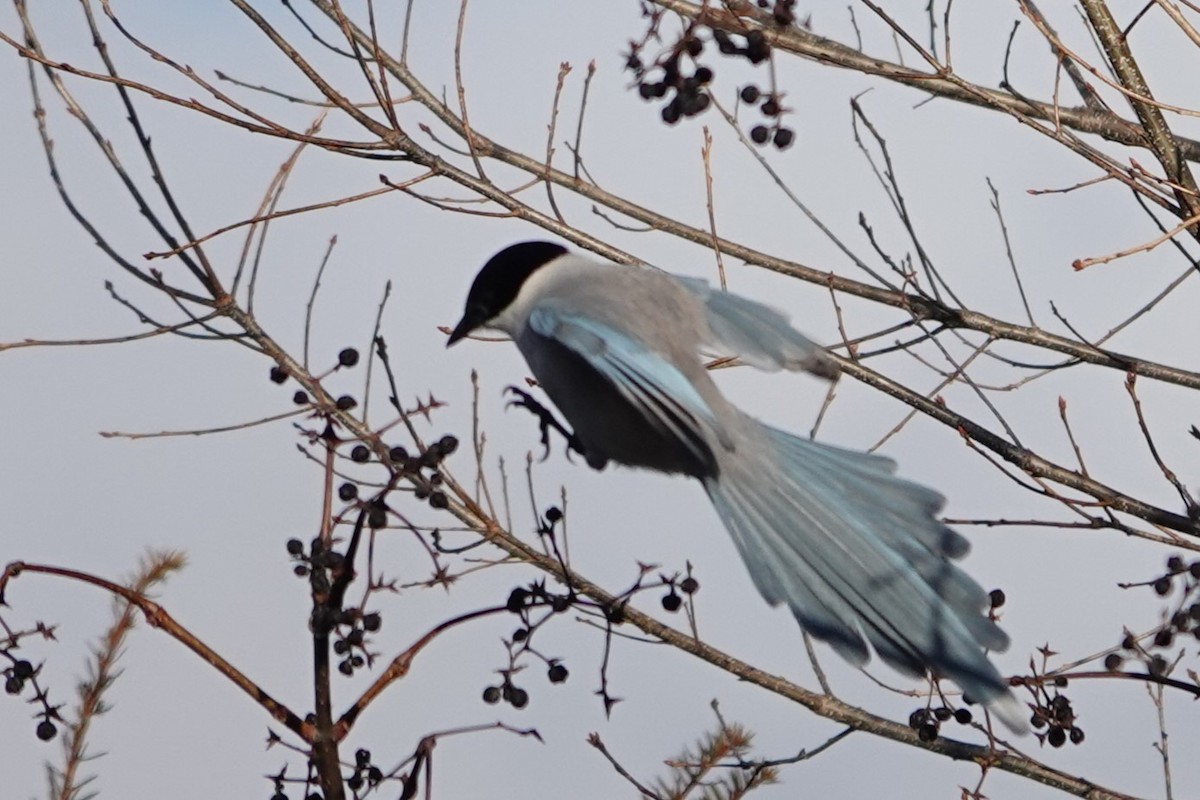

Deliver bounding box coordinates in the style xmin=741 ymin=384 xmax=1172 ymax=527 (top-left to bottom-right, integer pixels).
xmin=3 ymin=2 xmax=1199 ymax=799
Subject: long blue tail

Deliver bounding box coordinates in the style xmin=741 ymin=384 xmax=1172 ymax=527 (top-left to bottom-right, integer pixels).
xmin=705 ymin=421 xmax=1025 ymax=732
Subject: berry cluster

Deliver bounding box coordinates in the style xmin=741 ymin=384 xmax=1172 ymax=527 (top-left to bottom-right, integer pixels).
xmin=332 ymin=609 xmax=382 ymax=678
xmin=482 ymin=679 xmax=530 ymax=709
xmin=345 ymin=747 xmax=384 ymax=793
xmin=269 ymin=344 xmax=459 ymax=516
xmin=482 ymin=566 xmax=578 ymax=710
xmin=625 ymin=2 xmax=801 ymax=149
xmin=1106 ymin=554 xmax=1200 ymax=677
xmin=907 ymin=704 xmax=975 ymax=742
xmin=1029 ymin=682 xmax=1084 ymax=748
xmin=3 ymin=656 xmax=58 ymax=741
xmin=631 ymin=39 xmax=712 ymax=125
xmin=661 ymin=573 xmax=700 ymax=612
xmin=286 ymin=537 xmax=383 ymax=677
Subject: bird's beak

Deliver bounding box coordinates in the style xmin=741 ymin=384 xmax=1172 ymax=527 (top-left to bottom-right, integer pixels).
xmin=446 ymin=308 xmax=481 ymax=347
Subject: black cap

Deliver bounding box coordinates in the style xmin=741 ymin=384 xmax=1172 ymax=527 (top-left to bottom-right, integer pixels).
xmin=447 ymin=241 xmax=568 ymax=345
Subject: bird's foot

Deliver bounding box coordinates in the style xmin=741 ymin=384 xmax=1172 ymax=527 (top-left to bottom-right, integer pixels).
xmin=504 ymin=386 xmax=588 ymax=462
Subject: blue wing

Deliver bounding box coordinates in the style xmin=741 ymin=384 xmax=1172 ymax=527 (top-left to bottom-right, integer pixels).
xmin=677 ymin=277 xmax=838 ymax=378
xmin=527 ymin=306 xmax=730 ymax=464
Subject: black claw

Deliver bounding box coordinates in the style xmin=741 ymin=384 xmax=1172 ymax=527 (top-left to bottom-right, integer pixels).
xmin=504 ymin=386 xmax=587 ymax=461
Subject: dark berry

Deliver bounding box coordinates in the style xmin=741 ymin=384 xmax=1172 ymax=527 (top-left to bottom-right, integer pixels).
xmin=662 ymin=592 xmax=682 ymax=612
xmin=335 ymin=395 xmax=357 ymax=411
xmin=547 ymin=664 xmax=569 ymax=684
xmin=286 ymin=538 xmax=304 ymax=556
xmin=662 ymin=59 xmax=680 ymax=85
xmin=745 ymin=30 xmax=770 ymax=63
xmin=908 ymin=708 xmax=928 ymax=729
xmin=429 ymin=491 xmax=449 ymax=510
xmin=1031 ymin=713 xmax=1046 ymax=729
xmin=662 ymin=102 xmax=682 ymax=125
xmin=1122 ymin=633 xmax=1137 ymax=650
xmin=356 ymin=748 xmax=371 ymax=767
xmin=5 ymin=676 xmax=23 ymax=694
xmin=367 ymin=767 xmax=383 ymax=786
xmin=1154 ymin=628 xmax=1173 ymax=647
xmin=512 ymin=628 xmax=528 ymax=643
xmin=550 ymin=594 xmax=570 ymax=613
xmin=694 ymin=66 xmax=713 ymax=84
xmin=933 ymin=706 xmax=952 ymax=721
xmin=269 ymin=365 xmax=288 ymax=384
xmin=1171 ymin=611 xmax=1190 ymax=631
xmin=638 ymin=82 xmax=657 ymax=100
xmin=679 ymin=577 xmax=699 ymax=594
xmin=1150 ymin=655 xmax=1168 ymax=675
xmin=363 ymin=612 xmax=381 ymax=632
xmin=293 ymin=564 xmax=309 ymax=577
xmin=740 ymin=85 xmax=760 ymax=104
xmin=1047 ymin=726 xmax=1066 ymax=748
xmin=1154 ymin=577 xmax=1172 ymax=596
xmin=367 ymin=503 xmax=388 ymax=529
xmin=545 ymin=507 xmax=563 ymax=524
xmin=750 ymin=125 xmax=770 ymax=144
xmin=346 ymin=774 xmax=363 ymax=791
xmin=437 ymin=435 xmax=459 ymax=456
xmin=988 ymin=588 xmax=1006 ymax=608
xmin=1190 ymin=561 xmax=1200 ymax=578
xmin=483 ymin=685 xmax=501 ymax=704
xmin=507 ymin=588 xmax=529 ymax=613
xmin=1167 ymin=555 xmax=1185 ymax=573
xmin=760 ymin=99 xmax=780 ymax=116
xmin=13 ymin=660 xmax=34 ymax=679
xmin=508 ymin=686 xmax=529 ymax=709
xmin=773 ymin=127 xmax=795 ymax=149
xmin=36 ymin=719 xmax=57 ymax=741
xmin=1054 ymin=675 xmax=1068 ymax=687
xmin=1103 ymin=653 xmax=1123 ymax=671
xmin=338 ymin=348 xmax=360 ymax=367
xmin=605 ymin=603 xmax=626 ymax=624
xmin=389 ymin=445 xmax=409 ymax=463
xmin=350 ymin=445 xmax=370 ymax=463
xmin=684 ymin=37 xmax=703 ymax=57
xmin=953 ymin=708 xmax=972 ymax=724
xmin=293 ymin=390 xmax=310 ymax=405
xmin=338 ymin=483 xmax=358 ymax=502
xmin=917 ymin=723 xmax=938 ymax=742
xmin=1070 ymin=726 xmax=1085 ymax=744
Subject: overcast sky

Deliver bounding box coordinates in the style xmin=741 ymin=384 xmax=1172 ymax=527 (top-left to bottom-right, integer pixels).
xmin=3 ymin=2 xmax=1199 ymax=799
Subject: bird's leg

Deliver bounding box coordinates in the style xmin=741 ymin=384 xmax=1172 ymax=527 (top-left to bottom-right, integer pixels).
xmin=504 ymin=386 xmax=588 ymax=462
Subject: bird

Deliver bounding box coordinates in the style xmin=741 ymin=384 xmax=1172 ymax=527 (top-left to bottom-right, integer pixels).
xmin=448 ymin=240 xmax=1025 ymax=733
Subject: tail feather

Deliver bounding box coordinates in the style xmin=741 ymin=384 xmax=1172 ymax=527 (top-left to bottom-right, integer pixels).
xmin=705 ymin=421 xmax=1026 ymax=733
